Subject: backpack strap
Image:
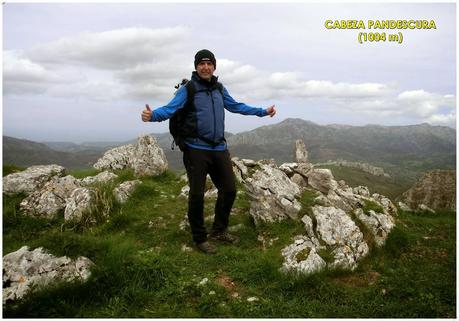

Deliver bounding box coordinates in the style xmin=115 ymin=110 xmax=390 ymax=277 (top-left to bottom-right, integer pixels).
xmin=216 ymin=82 xmax=224 ymax=97
xmin=184 ymin=80 xmax=196 ymax=108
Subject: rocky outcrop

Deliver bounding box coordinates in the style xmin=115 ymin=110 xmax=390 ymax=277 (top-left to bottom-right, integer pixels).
xmin=113 ymin=180 xmax=142 ymax=203
xmin=64 ymin=188 xmax=97 ymax=222
xmin=19 ymin=175 xmax=82 ymax=219
xmin=242 ymin=162 xmax=302 ymax=225
xmin=280 ymin=235 xmax=326 ymax=274
xmin=401 ymin=169 xmax=456 ymax=210
xmin=307 ymin=169 xmax=338 ymax=194
xmin=94 ymin=135 xmax=168 ymax=177
xmin=315 ymin=159 xmax=390 ymax=178
xmin=3 ymin=165 xmax=66 ymax=196
xmin=231 ymin=148 xmax=396 ymax=275
xmin=4 ymin=162 xmax=141 ymax=222
xmin=311 ymin=206 xmax=369 ymax=269
xmin=3 ymin=246 xmax=93 ymax=303
xmin=81 ymin=171 xmax=118 ymax=186
xmin=355 ymin=208 xmax=395 ymax=246
xmin=295 ymin=139 xmax=308 ymax=163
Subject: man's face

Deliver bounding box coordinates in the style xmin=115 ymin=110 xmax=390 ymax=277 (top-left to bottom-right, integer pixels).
xmin=196 ymin=60 xmax=215 ymax=81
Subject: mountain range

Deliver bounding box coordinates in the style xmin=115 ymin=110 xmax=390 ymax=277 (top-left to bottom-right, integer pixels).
xmin=3 ymin=118 xmax=455 ymax=182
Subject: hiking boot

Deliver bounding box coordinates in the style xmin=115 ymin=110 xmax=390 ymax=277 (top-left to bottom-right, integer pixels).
xmin=209 ymin=231 xmax=240 ymax=244
xmin=196 ymin=241 xmax=217 ymax=254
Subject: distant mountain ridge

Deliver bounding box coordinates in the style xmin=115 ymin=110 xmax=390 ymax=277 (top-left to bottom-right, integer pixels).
xmin=227 ymin=118 xmax=455 ymax=159
xmin=4 ymin=119 xmax=456 ymax=181
xmin=3 ymin=136 xmax=101 ymax=169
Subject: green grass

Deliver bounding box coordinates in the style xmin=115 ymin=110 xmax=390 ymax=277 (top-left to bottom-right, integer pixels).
xmin=3 ymin=164 xmax=26 ymax=176
xmin=362 ymin=199 xmax=385 ymax=214
xmin=3 ymin=168 xmax=456 ymax=317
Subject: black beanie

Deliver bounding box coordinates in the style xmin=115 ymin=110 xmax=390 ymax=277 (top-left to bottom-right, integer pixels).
xmin=194 ymin=49 xmax=216 ymax=69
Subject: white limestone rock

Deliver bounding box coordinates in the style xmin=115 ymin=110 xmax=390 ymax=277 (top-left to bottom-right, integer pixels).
xmin=307 ymin=168 xmax=338 ymax=194
xmin=371 ymin=193 xmax=398 ymax=217
xmin=353 ymin=186 xmax=370 ymax=197
xmin=301 ymin=215 xmax=315 ymax=239
xmin=94 ymin=134 xmax=168 ymax=177
xmin=295 ymin=139 xmax=309 ymax=163
xmin=93 ymin=145 xmax=134 ymax=171
xmin=243 ymin=163 xmax=302 ymax=225
xmin=279 ymin=163 xmax=298 ymax=177
xmin=3 ymin=246 xmax=93 ymax=303
xmin=113 ymin=180 xmax=142 ymax=203
xmin=3 ymin=165 xmax=66 ymax=196
xmin=19 ymin=175 xmax=82 ymax=219
xmin=81 ymin=171 xmax=118 ymax=186
xmin=354 ymin=208 xmax=395 ymax=246
xmin=280 ymin=235 xmax=326 ymax=274
xmin=311 ymin=205 xmax=369 ymax=270
xmin=64 ymin=188 xmax=97 ymax=222
xmin=293 ymin=163 xmax=314 ymax=177
xmin=291 ymin=173 xmax=307 ymax=190
xmin=131 ymin=135 xmax=168 ymax=177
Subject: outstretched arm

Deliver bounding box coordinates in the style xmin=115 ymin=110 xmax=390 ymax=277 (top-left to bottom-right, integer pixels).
xmin=222 ymin=87 xmax=274 ymax=117
xmin=141 ymin=86 xmax=188 ymax=122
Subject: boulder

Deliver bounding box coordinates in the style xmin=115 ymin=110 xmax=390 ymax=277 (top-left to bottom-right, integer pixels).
xmin=307 ymin=168 xmax=338 ymax=194
xmin=81 ymin=171 xmax=118 ymax=186
xmin=295 ymin=139 xmax=309 ymax=163
xmin=279 ymin=163 xmax=298 ymax=177
xmin=291 ymin=173 xmax=307 ymax=190
xmin=353 ymin=186 xmax=370 ymax=197
xmin=3 ymin=246 xmax=93 ymax=303
xmin=94 ymin=135 xmax=168 ymax=177
xmin=20 ymin=175 xmax=82 ymax=219
xmin=93 ymin=145 xmax=134 ymax=171
xmin=311 ymin=205 xmax=369 ymax=269
xmin=131 ymin=135 xmax=168 ymax=177
xmin=354 ymin=208 xmax=395 ymax=246
xmin=64 ymin=188 xmax=97 ymax=222
xmin=3 ymin=165 xmax=66 ymax=196
xmin=243 ymin=162 xmax=301 ymax=225
xmin=401 ymin=170 xmax=456 ymax=210
xmin=113 ymin=180 xmax=142 ymax=203
xmin=293 ymin=163 xmax=314 ymax=178
xmin=280 ymin=235 xmax=326 ymax=274
xmin=371 ymin=193 xmax=397 ymax=217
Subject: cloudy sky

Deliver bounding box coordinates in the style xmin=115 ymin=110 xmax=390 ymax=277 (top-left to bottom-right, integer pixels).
xmin=3 ymin=2 xmax=456 ymax=143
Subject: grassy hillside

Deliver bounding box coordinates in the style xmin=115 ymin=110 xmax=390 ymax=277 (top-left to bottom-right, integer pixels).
xmin=3 ymin=168 xmax=455 ymax=317
xmin=315 ymin=164 xmax=413 ymax=201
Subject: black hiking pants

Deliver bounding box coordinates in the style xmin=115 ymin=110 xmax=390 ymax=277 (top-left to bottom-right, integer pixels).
xmin=183 ymin=148 xmax=237 ymax=244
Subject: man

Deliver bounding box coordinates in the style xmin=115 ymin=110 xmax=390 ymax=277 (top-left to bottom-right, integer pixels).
xmin=141 ymin=49 xmax=276 ymax=254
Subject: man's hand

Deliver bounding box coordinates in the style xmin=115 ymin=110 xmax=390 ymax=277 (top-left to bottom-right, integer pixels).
xmin=266 ymin=105 xmax=276 ymax=117
xmin=141 ymin=104 xmax=153 ymax=122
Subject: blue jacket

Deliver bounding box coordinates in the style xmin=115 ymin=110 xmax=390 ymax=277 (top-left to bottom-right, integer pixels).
xmin=150 ymin=72 xmax=268 ymax=151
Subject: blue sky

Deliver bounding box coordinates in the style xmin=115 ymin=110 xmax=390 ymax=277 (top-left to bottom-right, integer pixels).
xmin=3 ymin=3 xmax=456 ymax=142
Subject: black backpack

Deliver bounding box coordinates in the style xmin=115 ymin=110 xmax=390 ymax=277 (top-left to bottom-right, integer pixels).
xmin=169 ymin=78 xmax=224 ymax=151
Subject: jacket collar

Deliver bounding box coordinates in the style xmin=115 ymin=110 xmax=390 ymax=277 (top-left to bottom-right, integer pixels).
xmin=191 ymin=71 xmax=218 ymax=87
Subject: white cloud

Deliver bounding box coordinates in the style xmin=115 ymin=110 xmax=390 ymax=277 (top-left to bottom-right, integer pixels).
xmin=3 ymin=50 xmax=82 ymax=95
xmin=397 ymin=90 xmax=456 ymax=117
xmin=28 ymin=27 xmax=188 ymax=70
xmin=425 ymin=112 xmax=456 ymax=128
xmin=3 ymin=27 xmax=455 ymax=128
